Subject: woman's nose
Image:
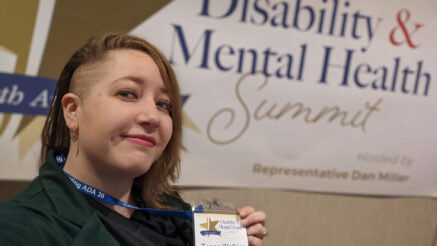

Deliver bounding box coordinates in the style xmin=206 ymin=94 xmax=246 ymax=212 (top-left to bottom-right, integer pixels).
xmin=136 ymin=99 xmax=161 ymax=130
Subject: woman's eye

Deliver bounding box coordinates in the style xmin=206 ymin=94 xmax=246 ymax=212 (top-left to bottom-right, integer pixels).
xmin=117 ymin=90 xmax=137 ymax=99
xmin=157 ymin=101 xmax=172 ymax=114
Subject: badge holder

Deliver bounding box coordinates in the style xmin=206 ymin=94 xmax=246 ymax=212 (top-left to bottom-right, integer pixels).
xmin=192 ymin=199 xmax=248 ymax=246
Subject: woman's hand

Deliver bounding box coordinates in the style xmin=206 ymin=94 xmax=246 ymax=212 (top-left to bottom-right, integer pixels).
xmin=237 ymin=206 xmax=266 ymax=246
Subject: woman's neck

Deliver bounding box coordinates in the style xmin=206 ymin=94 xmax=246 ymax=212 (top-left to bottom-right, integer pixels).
xmin=63 ymin=148 xmax=136 ymax=218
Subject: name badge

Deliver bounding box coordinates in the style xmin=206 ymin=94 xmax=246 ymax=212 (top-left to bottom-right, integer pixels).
xmin=193 ymin=200 xmax=248 ymax=246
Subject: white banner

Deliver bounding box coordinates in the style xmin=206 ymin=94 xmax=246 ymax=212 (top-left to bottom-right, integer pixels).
xmin=131 ymin=0 xmax=437 ymax=196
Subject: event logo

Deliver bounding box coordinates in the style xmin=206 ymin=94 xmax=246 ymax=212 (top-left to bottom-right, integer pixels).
xmin=200 ymin=217 xmax=221 ymax=237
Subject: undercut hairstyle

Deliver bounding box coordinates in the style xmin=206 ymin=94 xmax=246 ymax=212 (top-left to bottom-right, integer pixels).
xmin=40 ymin=34 xmax=183 ymax=209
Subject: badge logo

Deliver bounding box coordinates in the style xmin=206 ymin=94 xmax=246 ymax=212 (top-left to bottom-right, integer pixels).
xmin=200 ymin=216 xmax=221 ymax=237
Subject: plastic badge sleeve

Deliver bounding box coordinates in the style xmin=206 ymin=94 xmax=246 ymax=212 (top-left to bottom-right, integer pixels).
xmin=192 ymin=200 xmax=248 ymax=246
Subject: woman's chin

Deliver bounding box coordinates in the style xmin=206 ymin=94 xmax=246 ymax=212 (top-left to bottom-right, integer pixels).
xmin=117 ymin=159 xmax=153 ymax=177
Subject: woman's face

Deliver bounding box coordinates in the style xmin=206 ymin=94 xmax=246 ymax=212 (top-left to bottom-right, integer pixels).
xmin=73 ymin=49 xmax=173 ymax=178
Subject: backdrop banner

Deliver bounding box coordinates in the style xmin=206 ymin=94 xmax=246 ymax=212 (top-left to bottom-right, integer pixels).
xmin=1 ymin=0 xmax=436 ymax=197
xmin=131 ymin=0 xmax=437 ymax=196
xmin=0 ymin=0 xmax=55 ymax=180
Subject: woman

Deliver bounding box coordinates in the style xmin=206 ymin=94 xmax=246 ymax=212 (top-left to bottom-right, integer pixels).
xmin=0 ymin=34 xmax=266 ymax=245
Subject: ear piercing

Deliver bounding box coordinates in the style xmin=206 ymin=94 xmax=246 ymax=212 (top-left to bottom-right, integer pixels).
xmin=71 ymin=128 xmax=79 ymax=141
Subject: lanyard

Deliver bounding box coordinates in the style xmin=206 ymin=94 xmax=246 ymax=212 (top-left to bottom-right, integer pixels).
xmin=55 ymin=154 xmax=196 ymax=220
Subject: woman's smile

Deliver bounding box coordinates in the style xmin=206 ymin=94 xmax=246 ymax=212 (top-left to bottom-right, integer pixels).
xmin=124 ymin=134 xmax=156 ymax=147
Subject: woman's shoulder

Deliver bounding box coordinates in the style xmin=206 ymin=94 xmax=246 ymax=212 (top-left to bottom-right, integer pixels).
xmin=0 ymin=181 xmax=60 ymax=245
xmin=0 ymin=193 xmax=116 ymax=246
xmin=0 ymin=178 xmax=71 ymax=245
xmin=0 ymin=201 xmax=43 ymax=245
xmin=5 ymin=176 xmax=54 ymax=212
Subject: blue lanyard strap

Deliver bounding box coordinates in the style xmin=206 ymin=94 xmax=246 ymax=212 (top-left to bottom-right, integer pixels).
xmin=56 ymin=154 xmax=195 ymax=220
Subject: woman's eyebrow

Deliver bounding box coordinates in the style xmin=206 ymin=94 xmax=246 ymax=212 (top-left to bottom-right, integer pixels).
xmin=160 ymin=87 xmax=169 ymax=94
xmin=111 ymin=75 xmax=145 ymax=85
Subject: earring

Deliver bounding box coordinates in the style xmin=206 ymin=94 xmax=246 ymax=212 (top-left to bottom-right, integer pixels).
xmin=71 ymin=128 xmax=78 ymax=141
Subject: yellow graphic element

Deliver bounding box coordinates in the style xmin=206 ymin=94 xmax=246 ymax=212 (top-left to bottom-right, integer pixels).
xmin=0 ymin=44 xmax=14 ymax=52
xmin=14 ymin=115 xmax=35 ymax=137
xmin=0 ymin=114 xmax=11 ymax=135
xmin=200 ymin=217 xmax=219 ymax=232
xmin=182 ymin=110 xmax=201 ymax=133
xmin=18 ymin=116 xmax=45 ymax=160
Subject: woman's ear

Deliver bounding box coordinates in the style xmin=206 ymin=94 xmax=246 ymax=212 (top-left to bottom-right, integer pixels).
xmin=62 ymin=93 xmax=81 ymax=130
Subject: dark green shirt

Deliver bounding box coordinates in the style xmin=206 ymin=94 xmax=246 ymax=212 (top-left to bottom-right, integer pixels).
xmin=0 ymin=150 xmax=193 ymax=245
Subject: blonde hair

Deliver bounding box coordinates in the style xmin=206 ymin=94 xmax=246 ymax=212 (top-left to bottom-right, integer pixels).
xmin=41 ymin=34 xmax=183 ymax=209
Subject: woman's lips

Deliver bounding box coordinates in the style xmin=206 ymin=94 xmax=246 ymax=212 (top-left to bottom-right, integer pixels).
xmin=124 ymin=135 xmax=156 ymax=147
